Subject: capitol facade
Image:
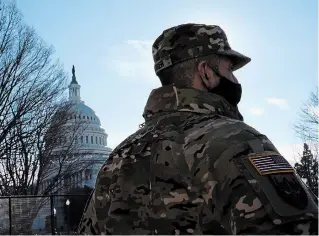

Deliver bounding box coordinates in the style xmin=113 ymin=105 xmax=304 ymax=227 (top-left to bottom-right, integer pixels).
xmin=31 ymin=66 xmax=112 ymax=233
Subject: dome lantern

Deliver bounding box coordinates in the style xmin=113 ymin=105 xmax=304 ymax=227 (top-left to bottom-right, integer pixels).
xmin=68 ymin=65 xmax=81 ymax=102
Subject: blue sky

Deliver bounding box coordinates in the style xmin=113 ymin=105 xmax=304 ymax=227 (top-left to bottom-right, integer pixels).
xmin=15 ymin=0 xmax=318 ymax=164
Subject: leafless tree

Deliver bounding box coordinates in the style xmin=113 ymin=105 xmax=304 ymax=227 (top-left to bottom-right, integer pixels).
xmin=294 ymin=87 xmax=318 ymax=143
xmin=294 ymin=88 xmax=318 ymax=197
xmin=0 ymin=1 xmax=95 ymax=234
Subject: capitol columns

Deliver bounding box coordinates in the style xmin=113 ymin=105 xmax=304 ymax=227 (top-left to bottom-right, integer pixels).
xmin=82 ymin=170 xmax=85 ymax=187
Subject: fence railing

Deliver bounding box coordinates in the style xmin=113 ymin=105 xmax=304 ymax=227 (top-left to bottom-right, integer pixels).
xmin=0 ymin=194 xmax=90 ymax=235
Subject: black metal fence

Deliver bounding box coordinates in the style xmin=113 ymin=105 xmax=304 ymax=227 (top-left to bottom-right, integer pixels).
xmin=0 ymin=194 xmax=89 ymax=235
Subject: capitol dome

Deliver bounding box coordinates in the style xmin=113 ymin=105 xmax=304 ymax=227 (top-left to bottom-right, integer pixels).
xmin=66 ymin=65 xmax=112 ymax=155
xmin=33 ymin=66 xmax=112 ymax=234
xmin=71 ymin=103 xmax=101 ymax=126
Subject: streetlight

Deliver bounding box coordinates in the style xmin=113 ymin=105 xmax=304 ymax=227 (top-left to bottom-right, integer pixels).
xmin=65 ymin=199 xmax=70 ymax=234
xmin=53 ymin=208 xmax=56 ymax=235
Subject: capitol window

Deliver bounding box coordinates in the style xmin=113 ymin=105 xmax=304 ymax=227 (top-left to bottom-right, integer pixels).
xmin=81 ymin=136 xmax=83 ymax=144
xmin=86 ymin=136 xmax=88 ymax=143
xmin=96 ymin=136 xmax=98 ymax=144
xmin=91 ymin=136 xmax=93 ymax=144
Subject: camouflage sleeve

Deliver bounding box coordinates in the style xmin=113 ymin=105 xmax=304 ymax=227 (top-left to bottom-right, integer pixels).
xmin=77 ymin=155 xmax=115 ymax=235
xmin=210 ymin=134 xmax=318 ymax=234
xmin=77 ymin=190 xmax=101 ymax=234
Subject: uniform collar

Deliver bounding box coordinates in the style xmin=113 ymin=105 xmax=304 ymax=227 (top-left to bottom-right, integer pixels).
xmin=143 ymin=85 xmax=243 ymax=121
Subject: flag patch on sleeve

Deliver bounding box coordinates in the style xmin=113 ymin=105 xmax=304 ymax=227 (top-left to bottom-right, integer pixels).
xmin=248 ymin=154 xmax=295 ymax=175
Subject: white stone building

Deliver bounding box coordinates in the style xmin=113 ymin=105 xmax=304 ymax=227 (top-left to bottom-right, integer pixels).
xmin=31 ymin=66 xmax=112 ymax=233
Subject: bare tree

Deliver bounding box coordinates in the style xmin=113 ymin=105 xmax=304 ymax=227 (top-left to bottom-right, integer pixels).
xmin=0 ymin=0 xmax=65 ymax=195
xmin=0 ymin=1 xmax=95 ymax=234
xmin=294 ymin=87 xmax=318 ymax=143
xmin=294 ymin=88 xmax=318 ymax=197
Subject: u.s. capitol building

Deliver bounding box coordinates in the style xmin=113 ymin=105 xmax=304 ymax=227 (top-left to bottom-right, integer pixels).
xmin=31 ymin=66 xmax=112 ymax=233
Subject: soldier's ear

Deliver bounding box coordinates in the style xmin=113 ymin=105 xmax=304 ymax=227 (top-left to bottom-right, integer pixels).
xmin=197 ymin=61 xmax=206 ymax=77
xmin=197 ymin=61 xmax=210 ymax=88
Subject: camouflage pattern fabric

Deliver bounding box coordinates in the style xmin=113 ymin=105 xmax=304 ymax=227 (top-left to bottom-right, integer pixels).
xmin=78 ymin=85 xmax=318 ymax=235
xmin=152 ymin=23 xmax=251 ymax=74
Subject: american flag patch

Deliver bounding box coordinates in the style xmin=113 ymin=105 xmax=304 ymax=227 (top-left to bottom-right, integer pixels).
xmin=249 ymin=154 xmax=295 ymax=175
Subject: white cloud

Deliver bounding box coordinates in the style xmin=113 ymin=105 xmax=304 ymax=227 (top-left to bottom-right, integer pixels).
xmin=104 ymin=40 xmax=160 ymax=86
xmin=266 ymin=97 xmax=289 ymax=110
xmin=126 ymin=40 xmax=153 ymax=57
xmin=248 ymin=107 xmax=264 ymax=116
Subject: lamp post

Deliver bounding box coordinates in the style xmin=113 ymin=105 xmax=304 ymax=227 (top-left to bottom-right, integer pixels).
xmin=65 ymin=199 xmax=70 ymax=234
xmin=53 ymin=208 xmax=56 ymax=235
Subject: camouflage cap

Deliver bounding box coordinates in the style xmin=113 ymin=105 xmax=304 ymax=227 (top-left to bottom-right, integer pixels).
xmin=152 ymin=23 xmax=251 ymax=74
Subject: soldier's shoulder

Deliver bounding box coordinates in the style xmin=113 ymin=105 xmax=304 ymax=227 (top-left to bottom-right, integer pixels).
xmin=185 ymin=114 xmax=263 ymax=141
xmin=182 ymin=115 xmax=265 ymax=162
xmin=109 ymin=124 xmax=155 ymax=157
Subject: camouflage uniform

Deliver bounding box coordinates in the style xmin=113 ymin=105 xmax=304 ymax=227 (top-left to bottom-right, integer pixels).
xmin=78 ymin=24 xmax=318 ymax=234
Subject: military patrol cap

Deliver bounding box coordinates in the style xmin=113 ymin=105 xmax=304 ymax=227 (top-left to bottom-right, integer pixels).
xmin=152 ymin=23 xmax=251 ymax=74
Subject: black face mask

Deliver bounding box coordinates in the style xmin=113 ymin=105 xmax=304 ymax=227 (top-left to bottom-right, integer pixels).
xmin=206 ymin=70 xmax=242 ymax=106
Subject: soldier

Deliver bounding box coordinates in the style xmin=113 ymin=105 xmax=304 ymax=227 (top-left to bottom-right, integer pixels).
xmin=78 ymin=23 xmax=318 ymax=235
